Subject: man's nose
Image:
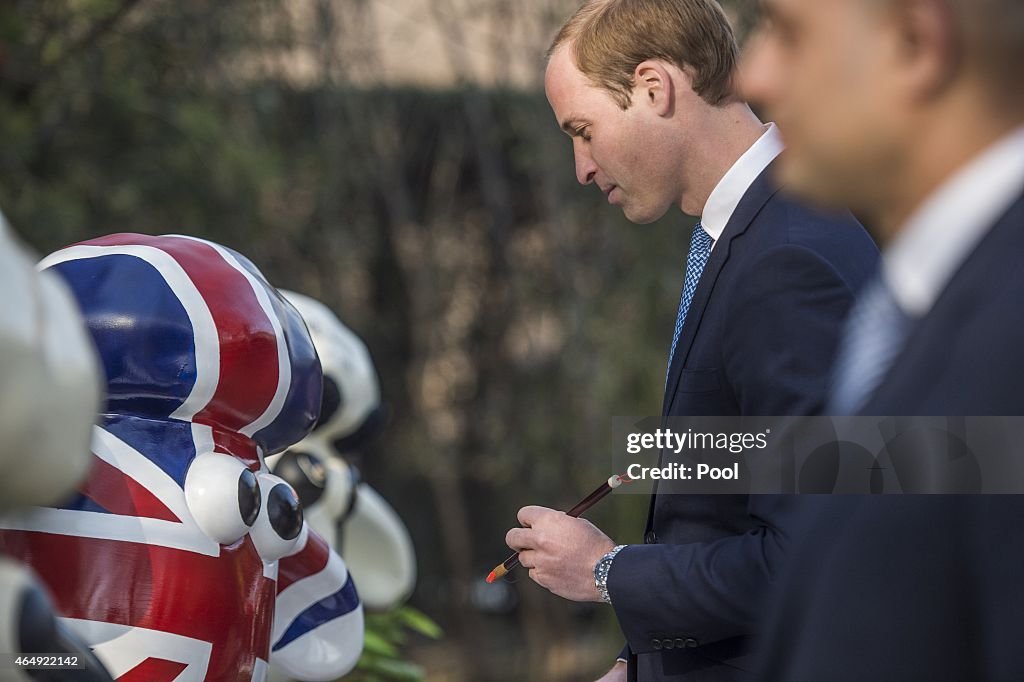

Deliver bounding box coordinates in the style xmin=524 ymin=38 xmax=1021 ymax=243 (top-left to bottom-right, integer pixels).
xmin=574 ymin=142 xmax=597 ymax=186
xmin=737 ymin=29 xmax=777 ymax=109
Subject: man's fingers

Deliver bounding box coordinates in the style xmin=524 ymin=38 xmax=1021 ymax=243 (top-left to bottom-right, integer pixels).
xmin=518 ymin=549 xmax=536 ymax=569
xmin=517 ymin=505 xmax=554 ymax=527
xmin=505 ymin=526 xmax=533 ymax=551
xmin=528 ymin=568 xmax=542 ymax=586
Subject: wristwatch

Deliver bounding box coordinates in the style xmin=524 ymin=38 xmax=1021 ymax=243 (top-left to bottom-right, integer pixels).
xmin=594 ymin=544 xmax=628 ymax=604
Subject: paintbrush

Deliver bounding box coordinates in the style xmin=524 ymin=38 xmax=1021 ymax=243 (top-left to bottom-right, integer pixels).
xmin=486 ymin=473 xmax=632 ymax=583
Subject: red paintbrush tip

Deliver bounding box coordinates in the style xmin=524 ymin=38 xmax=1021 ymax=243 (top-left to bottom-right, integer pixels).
xmin=486 ymin=562 xmax=510 ymax=583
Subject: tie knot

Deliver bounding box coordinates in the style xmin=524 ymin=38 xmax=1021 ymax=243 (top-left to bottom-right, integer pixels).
xmin=690 ymin=222 xmax=712 ymax=251
xmin=856 ymin=275 xmax=911 ymax=329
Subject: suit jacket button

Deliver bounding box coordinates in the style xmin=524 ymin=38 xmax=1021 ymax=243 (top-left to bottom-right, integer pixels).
xmin=644 ymin=531 xmax=658 ymax=544
xmin=663 ymin=639 xmax=675 ymax=650
xmin=674 ymin=638 xmax=686 ymax=649
xmin=685 ymin=638 xmax=698 ymax=648
xmin=652 ymin=639 xmax=662 ymax=650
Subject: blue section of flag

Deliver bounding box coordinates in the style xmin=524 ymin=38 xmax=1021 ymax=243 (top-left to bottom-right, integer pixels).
xmin=51 ymin=255 xmax=198 ymax=421
xmin=101 ymin=415 xmax=197 ymax=487
xmin=57 ymin=494 xmax=113 ymax=515
xmin=272 ymin=574 xmax=361 ymax=651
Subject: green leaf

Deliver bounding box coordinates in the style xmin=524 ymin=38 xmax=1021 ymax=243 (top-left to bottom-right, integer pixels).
xmin=396 ymin=606 xmax=443 ymax=639
xmin=361 ymin=630 xmax=399 ymax=658
xmin=360 ymin=658 xmax=425 ymax=681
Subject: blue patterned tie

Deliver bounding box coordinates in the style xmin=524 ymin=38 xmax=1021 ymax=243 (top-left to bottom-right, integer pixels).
xmin=827 ymin=274 xmax=914 ymax=414
xmin=667 ymin=222 xmax=714 ymax=381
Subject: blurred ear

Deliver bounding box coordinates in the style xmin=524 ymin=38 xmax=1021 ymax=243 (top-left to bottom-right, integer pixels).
xmin=889 ymin=0 xmax=961 ymax=101
xmin=634 ymin=60 xmax=676 ymax=117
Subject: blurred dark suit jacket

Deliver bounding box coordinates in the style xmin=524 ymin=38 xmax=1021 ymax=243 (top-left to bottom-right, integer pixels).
xmin=753 ymin=190 xmax=1024 ymax=682
xmin=610 ymin=162 xmax=878 ymax=681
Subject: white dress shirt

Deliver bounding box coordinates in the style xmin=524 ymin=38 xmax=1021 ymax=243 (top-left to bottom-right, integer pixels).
xmin=884 ymin=125 xmax=1024 ymax=317
xmin=701 ymin=123 xmax=784 ymax=249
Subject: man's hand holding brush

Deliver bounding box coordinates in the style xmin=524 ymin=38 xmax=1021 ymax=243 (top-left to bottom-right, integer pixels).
xmin=504 ymin=506 xmax=618 ymax=602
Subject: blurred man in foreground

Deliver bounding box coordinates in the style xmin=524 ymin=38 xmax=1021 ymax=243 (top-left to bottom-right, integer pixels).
xmin=742 ymin=0 xmax=1024 ymax=678
xmin=504 ymin=1 xmax=877 ymax=680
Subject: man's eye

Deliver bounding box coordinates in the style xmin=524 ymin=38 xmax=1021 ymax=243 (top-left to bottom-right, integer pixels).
xmin=577 ymin=128 xmax=592 ymax=141
xmin=765 ymin=17 xmax=799 ymax=48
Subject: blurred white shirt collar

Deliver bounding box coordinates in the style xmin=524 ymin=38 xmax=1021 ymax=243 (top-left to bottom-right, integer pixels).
xmin=884 ymin=125 xmax=1024 ymax=317
xmin=701 ymin=122 xmax=783 ymax=247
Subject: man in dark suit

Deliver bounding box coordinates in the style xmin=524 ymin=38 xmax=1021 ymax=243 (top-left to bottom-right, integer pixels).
xmin=503 ymin=1 xmax=878 ymax=680
xmin=741 ymin=0 xmax=1024 ymax=679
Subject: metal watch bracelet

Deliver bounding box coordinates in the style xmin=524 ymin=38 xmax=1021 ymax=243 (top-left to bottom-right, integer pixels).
xmin=594 ymin=544 xmax=628 ymax=604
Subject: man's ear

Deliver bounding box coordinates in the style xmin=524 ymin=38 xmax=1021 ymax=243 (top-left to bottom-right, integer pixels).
xmin=634 ymin=60 xmax=675 ymax=116
xmin=889 ymin=0 xmax=961 ymax=102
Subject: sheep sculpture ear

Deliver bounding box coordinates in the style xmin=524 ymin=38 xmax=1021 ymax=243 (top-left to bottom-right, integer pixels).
xmin=339 ymin=479 xmax=418 ymax=609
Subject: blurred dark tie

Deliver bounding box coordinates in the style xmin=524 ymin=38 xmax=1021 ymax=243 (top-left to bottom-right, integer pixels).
xmin=827 ymin=274 xmax=914 ymax=414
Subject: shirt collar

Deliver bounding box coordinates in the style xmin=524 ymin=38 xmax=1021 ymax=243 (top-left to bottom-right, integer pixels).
xmin=884 ymin=125 xmax=1024 ymax=317
xmin=701 ymin=123 xmax=784 ymax=244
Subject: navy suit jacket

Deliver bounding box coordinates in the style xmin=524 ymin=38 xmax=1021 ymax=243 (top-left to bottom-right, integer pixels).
xmin=610 ymin=162 xmax=878 ymax=681
xmin=754 ymin=190 xmax=1024 ymax=682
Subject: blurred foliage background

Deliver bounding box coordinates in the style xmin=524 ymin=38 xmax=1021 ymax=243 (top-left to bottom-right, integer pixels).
xmin=0 ymin=1 xmax=756 ymax=679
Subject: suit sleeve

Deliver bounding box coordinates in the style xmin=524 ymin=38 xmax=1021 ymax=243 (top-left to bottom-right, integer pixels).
xmin=607 ymin=243 xmax=863 ymax=653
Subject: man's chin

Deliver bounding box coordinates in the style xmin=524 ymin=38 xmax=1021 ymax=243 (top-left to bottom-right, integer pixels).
xmin=622 ymin=203 xmax=670 ymax=225
xmin=777 ymin=159 xmax=853 ymax=211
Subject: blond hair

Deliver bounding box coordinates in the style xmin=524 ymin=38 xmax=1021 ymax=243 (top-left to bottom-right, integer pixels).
xmin=549 ymin=0 xmax=739 ymax=109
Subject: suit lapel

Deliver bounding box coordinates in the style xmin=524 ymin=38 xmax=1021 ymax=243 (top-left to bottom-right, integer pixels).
xmin=645 ymin=165 xmax=782 ymax=535
xmin=661 ymin=165 xmax=783 ymax=415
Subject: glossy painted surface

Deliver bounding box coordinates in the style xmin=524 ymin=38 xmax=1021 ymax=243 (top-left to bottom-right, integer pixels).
xmin=0 ymin=235 xmax=362 ymax=681
xmin=42 ymin=234 xmax=321 ymax=455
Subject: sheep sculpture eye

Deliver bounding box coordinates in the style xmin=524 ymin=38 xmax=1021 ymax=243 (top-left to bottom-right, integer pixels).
xmin=184 ymin=452 xmax=261 ymax=545
xmin=250 ymin=473 xmax=305 ymax=561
